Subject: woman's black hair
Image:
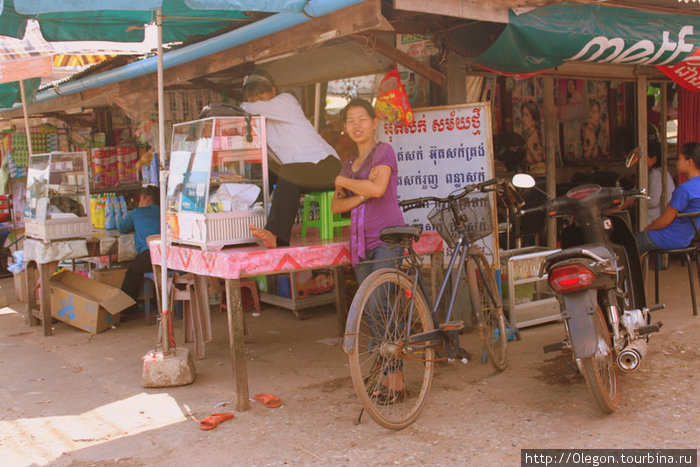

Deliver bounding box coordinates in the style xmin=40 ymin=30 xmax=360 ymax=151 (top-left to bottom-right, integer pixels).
xmin=648 ymin=141 xmax=662 ymax=168
xmin=142 ymin=185 xmax=160 ymax=206
xmin=681 ymin=142 xmax=700 ymax=168
xmin=242 ymin=70 xmax=276 ymax=100
xmin=341 ymin=98 xmax=376 ymax=123
xmin=521 ymin=100 xmax=540 ymax=123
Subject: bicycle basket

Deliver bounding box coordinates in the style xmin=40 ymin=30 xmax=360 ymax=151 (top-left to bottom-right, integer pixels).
xmin=427 ymin=193 xmax=492 ymax=248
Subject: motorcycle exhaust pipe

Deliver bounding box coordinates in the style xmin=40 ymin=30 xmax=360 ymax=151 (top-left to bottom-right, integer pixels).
xmin=617 ymin=340 xmax=648 ymax=372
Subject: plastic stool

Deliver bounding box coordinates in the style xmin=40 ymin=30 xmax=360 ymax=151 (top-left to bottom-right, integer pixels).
xmin=301 ymin=191 xmax=350 ymax=240
xmin=220 ymin=278 xmax=261 ymax=314
xmin=170 ymin=273 xmax=212 ymax=360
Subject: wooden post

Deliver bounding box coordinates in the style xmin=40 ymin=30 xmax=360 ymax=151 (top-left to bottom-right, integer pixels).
xmin=332 ymin=266 xmax=348 ymax=336
xmin=637 ymin=75 xmax=649 ymax=230
xmin=39 ymin=261 xmax=58 ymax=336
xmin=543 ymin=77 xmax=557 ymax=248
xmin=24 ymin=261 xmax=38 ymax=326
xmin=225 ymin=278 xmax=250 ymax=411
xmin=19 ymin=80 xmax=34 ymax=156
xmin=192 ymin=274 xmax=210 ymax=360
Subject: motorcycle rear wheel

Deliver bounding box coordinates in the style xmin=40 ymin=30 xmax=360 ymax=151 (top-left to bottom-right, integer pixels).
xmin=580 ymin=307 xmax=620 ymax=413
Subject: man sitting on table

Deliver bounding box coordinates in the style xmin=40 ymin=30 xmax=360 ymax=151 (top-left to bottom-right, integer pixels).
xmin=119 ymin=185 xmax=160 ymax=305
xmin=240 ymin=70 xmax=341 ymax=248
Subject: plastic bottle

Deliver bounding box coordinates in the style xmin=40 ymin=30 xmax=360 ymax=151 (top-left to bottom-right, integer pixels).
xmin=118 ymin=195 xmax=128 ymax=226
xmin=96 ymin=196 xmax=106 ymax=229
xmin=90 ymin=195 xmax=97 ymax=227
xmin=150 ymin=152 xmax=159 ymax=185
xmin=105 ymin=195 xmax=115 ymax=230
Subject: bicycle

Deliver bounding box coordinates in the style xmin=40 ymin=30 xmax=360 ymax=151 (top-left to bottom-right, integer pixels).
xmin=343 ymin=178 xmax=517 ymax=430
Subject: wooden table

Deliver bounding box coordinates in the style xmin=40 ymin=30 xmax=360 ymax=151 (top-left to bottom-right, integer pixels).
xmin=148 ymin=228 xmax=444 ymax=411
xmin=23 ymin=233 xmax=136 ymax=336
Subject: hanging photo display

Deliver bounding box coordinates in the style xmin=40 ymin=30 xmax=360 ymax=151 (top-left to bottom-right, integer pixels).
xmin=510 ymin=77 xmax=549 ymax=173
xmin=377 ymin=103 xmax=498 ymax=262
xmin=557 ymin=79 xmax=611 ymax=162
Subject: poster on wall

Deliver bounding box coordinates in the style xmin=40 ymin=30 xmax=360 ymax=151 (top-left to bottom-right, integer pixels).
xmin=378 ymin=103 xmax=498 ymax=263
xmin=556 ymin=79 xmax=611 ymax=162
xmin=510 ymin=77 xmax=547 ymax=173
xmin=583 ymin=81 xmax=610 ymax=159
xmin=557 ymin=78 xmax=584 ymax=122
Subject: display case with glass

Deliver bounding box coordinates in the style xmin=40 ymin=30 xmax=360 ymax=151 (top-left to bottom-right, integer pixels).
xmin=167 ymin=116 xmax=269 ymax=250
xmin=24 ymin=151 xmax=92 ymax=241
xmin=500 ymin=246 xmax=561 ymax=328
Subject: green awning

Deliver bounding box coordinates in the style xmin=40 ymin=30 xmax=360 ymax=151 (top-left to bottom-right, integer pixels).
xmin=0 ymin=0 xmax=308 ymax=43
xmin=0 ymin=78 xmax=39 ymax=108
xmin=472 ymin=2 xmax=700 ymax=76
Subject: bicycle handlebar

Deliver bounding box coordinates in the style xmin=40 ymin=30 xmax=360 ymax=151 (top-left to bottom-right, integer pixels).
xmin=399 ymin=178 xmax=501 ymax=212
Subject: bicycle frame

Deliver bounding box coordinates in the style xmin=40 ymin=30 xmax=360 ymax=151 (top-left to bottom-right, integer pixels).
xmin=404 ymin=232 xmax=493 ymax=360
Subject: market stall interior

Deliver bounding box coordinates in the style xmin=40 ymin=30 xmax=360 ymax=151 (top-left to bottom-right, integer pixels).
xmin=0 ymin=0 xmax=699 ymax=403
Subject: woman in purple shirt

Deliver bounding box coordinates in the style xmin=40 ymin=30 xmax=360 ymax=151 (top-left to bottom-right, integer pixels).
xmin=332 ymin=98 xmax=404 ymax=280
xmin=332 ymin=98 xmax=405 ymax=401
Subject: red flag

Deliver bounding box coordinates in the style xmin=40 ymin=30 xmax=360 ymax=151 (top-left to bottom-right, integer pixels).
xmin=657 ymin=46 xmax=700 ymax=93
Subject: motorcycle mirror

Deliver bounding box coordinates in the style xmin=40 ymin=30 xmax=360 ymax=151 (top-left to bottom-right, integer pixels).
xmin=625 ymin=148 xmax=641 ymax=168
xmin=512 ymin=173 xmax=536 ymax=189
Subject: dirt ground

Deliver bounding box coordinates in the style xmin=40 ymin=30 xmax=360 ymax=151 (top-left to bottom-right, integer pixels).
xmin=0 ymin=262 xmax=698 ymax=467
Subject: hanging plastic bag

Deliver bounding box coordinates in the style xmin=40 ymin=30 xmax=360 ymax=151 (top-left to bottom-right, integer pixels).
xmin=374 ymin=69 xmax=414 ymax=126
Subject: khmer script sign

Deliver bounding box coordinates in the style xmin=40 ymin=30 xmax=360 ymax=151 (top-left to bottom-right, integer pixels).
xmin=378 ymin=102 xmax=497 ymax=260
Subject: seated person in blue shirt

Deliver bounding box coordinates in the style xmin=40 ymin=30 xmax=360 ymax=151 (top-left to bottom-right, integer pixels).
xmin=119 ymin=185 xmax=161 ymax=303
xmin=635 ymin=142 xmax=700 ymax=254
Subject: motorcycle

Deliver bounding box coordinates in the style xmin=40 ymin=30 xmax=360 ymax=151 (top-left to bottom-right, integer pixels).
xmin=513 ymin=153 xmax=663 ymax=413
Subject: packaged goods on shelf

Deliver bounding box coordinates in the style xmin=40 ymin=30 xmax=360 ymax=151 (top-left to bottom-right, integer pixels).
xmin=91 ymin=146 xmax=139 ymax=189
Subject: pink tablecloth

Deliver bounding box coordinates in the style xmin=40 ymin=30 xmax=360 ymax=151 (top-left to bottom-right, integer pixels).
xmin=148 ymin=229 xmax=443 ymax=280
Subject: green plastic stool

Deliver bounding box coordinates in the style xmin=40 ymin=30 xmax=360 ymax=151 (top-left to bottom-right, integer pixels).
xmin=301 ymin=191 xmax=350 ymax=240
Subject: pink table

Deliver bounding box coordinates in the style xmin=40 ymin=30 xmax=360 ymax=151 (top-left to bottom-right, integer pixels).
xmin=148 ymin=228 xmax=443 ymax=410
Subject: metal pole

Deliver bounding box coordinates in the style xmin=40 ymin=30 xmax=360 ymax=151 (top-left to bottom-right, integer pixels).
xmin=313 ymin=82 xmax=321 ymax=130
xmin=637 ymin=75 xmax=649 ymax=230
xmin=157 ymin=9 xmax=170 ymax=353
xmin=19 ymin=80 xmax=33 ymax=156
xmin=660 ymin=83 xmax=669 ymax=212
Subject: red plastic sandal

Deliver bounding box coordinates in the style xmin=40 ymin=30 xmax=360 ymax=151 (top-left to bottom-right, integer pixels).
xmin=199 ymin=412 xmax=234 ymax=430
xmin=253 ymin=393 xmax=282 ymax=408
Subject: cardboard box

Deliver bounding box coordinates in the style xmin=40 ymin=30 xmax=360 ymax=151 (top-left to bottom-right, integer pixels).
xmin=49 ymin=270 xmax=135 ymax=334
xmin=89 ymin=267 xmax=128 ymax=289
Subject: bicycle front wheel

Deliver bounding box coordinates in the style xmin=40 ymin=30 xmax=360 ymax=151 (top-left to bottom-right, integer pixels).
xmin=346 ymin=268 xmax=435 ymax=430
xmin=466 ymin=246 xmax=508 ymax=371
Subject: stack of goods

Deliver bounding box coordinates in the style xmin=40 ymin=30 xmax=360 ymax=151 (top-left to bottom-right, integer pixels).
xmin=69 ymin=127 xmax=92 ymax=153
xmin=117 ymin=146 xmax=139 ymax=184
xmin=6 ymin=153 xmax=27 ymax=178
xmin=137 ymin=151 xmax=160 ymax=186
xmin=7 ymin=126 xmax=59 ymax=167
xmin=90 ymin=194 xmax=128 ymax=229
xmin=91 ymin=146 xmax=139 ymax=188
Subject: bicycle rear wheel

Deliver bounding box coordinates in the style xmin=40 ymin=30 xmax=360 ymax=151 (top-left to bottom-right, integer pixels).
xmin=466 ymin=246 xmax=508 ymax=371
xmin=346 ymin=268 xmax=435 ymax=430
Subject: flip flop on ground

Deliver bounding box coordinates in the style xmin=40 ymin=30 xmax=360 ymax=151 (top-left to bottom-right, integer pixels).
xmin=253 ymin=393 xmax=282 ymax=408
xmin=199 ymin=412 xmax=234 ymax=430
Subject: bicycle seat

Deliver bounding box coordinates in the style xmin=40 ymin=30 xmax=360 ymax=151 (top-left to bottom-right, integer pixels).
xmin=379 ymin=224 xmax=423 ymax=247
